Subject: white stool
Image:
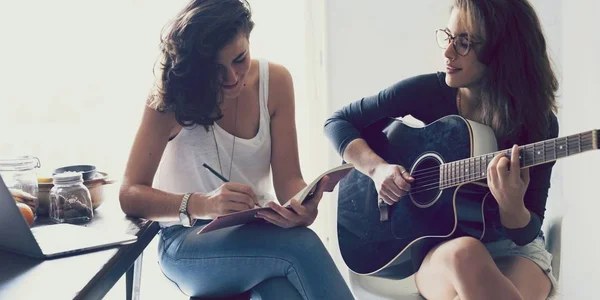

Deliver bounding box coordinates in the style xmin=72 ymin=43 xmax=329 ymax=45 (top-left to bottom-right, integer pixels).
xmin=349 ymin=273 xmax=423 ymax=300
xmin=544 ymin=216 xmax=563 ymax=300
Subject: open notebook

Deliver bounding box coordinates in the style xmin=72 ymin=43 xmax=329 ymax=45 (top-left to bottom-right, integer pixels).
xmin=197 ymin=164 xmax=354 ymax=234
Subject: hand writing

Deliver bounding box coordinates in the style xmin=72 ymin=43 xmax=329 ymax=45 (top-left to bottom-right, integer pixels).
xmin=203 ymin=183 xmax=258 ymax=218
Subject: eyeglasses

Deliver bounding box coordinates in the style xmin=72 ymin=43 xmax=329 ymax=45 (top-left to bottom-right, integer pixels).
xmin=435 ymin=28 xmax=481 ymax=56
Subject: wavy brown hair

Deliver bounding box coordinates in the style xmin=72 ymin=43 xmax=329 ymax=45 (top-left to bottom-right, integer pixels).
xmin=148 ymin=0 xmax=254 ymax=128
xmin=454 ymin=0 xmax=558 ymax=143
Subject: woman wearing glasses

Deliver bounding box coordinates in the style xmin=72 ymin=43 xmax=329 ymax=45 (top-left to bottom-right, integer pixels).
xmin=325 ymin=0 xmax=559 ymax=299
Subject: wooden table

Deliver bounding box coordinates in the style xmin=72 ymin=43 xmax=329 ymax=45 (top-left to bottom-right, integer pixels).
xmin=0 ymin=186 xmax=160 ymax=300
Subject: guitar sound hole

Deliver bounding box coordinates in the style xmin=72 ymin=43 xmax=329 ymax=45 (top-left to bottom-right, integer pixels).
xmin=410 ymin=155 xmax=442 ymax=208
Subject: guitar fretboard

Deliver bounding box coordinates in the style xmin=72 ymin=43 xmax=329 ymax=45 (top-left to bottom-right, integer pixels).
xmin=440 ymin=129 xmax=599 ymax=188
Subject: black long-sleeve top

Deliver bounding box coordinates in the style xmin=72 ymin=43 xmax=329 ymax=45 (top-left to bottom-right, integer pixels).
xmin=324 ymin=72 xmax=559 ymax=246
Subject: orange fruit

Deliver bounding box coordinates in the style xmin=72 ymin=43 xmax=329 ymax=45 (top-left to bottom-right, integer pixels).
xmin=16 ymin=203 xmax=34 ymax=227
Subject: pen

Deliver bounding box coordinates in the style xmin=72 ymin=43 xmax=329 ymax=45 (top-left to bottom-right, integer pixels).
xmin=202 ymin=163 xmax=229 ymax=182
xmin=197 ymin=163 xmax=261 ymax=235
xmin=203 ymin=163 xmax=263 ymax=209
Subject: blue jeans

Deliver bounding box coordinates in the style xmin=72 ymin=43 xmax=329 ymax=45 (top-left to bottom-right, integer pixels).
xmin=158 ymin=222 xmax=354 ymax=300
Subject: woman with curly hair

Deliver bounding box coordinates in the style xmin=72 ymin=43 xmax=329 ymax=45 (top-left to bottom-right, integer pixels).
xmin=119 ymin=1 xmax=353 ymax=299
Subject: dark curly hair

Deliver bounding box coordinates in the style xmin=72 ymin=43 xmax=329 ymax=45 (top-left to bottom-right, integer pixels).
xmin=148 ymin=0 xmax=254 ymax=128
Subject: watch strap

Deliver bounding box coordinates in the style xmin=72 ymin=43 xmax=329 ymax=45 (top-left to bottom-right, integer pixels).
xmin=179 ymin=193 xmax=196 ymax=227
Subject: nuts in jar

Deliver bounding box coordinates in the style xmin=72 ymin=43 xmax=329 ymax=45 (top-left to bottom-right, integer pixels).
xmin=49 ymin=172 xmax=93 ymax=224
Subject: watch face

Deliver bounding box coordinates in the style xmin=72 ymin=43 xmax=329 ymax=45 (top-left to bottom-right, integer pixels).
xmin=179 ymin=212 xmax=188 ymax=225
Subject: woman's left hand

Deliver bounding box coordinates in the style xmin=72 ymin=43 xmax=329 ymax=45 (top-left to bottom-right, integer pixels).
xmin=487 ymin=144 xmax=530 ymax=212
xmin=256 ymin=176 xmax=329 ymax=228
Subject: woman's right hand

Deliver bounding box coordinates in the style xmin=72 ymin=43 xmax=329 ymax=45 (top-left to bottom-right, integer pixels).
xmin=371 ymin=164 xmax=414 ymax=205
xmin=202 ymin=183 xmax=259 ymax=218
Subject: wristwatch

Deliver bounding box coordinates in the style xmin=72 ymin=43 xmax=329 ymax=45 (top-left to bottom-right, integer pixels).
xmin=179 ymin=193 xmax=197 ymax=227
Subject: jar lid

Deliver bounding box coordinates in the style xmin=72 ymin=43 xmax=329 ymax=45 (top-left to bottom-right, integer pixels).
xmin=52 ymin=171 xmax=83 ymax=184
xmin=0 ymin=156 xmax=41 ymax=171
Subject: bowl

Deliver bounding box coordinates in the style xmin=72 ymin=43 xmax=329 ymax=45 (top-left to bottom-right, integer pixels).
xmin=53 ymin=165 xmax=97 ymax=181
xmin=37 ymin=171 xmax=115 ymax=216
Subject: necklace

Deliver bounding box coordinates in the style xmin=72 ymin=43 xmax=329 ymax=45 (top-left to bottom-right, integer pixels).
xmin=212 ymin=97 xmax=238 ymax=181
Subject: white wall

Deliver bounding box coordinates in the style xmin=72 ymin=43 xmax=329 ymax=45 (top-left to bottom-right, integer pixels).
xmin=558 ymin=0 xmax=600 ymax=298
xmin=0 ymin=0 xmax=314 ymax=184
xmin=324 ymin=0 xmax=599 ymax=298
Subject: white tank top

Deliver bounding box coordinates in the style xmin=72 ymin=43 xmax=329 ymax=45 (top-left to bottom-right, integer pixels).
xmin=154 ymin=59 xmax=274 ymax=227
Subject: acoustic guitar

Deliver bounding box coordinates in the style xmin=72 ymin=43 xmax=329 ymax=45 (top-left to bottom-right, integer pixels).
xmin=337 ymin=114 xmax=598 ymax=279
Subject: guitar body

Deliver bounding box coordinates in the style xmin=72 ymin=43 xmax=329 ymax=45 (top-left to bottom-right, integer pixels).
xmin=337 ymin=115 xmax=500 ymax=279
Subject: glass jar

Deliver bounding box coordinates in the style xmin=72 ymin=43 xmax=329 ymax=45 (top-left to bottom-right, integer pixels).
xmin=49 ymin=172 xmax=94 ymax=224
xmin=0 ymin=156 xmax=40 ymax=218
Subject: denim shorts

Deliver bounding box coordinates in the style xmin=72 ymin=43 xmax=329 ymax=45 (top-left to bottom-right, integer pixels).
xmin=484 ymin=231 xmax=558 ymax=299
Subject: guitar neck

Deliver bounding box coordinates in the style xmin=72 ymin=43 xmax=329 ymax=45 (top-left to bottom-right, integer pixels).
xmin=441 ymin=129 xmax=599 ymax=188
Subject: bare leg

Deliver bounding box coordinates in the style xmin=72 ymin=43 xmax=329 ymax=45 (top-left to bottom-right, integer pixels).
xmin=414 ymin=237 xmax=523 ymax=300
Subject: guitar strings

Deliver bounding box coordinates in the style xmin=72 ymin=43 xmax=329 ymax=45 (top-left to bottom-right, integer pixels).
xmin=382 ymin=133 xmax=596 ymax=197
xmin=404 ymin=139 xmax=593 ymax=180
xmin=407 ymin=146 xmax=594 ymax=189
xmin=408 ymin=138 xmax=594 ymax=178
xmin=400 ymin=142 xmax=594 ymax=196
xmin=408 ymin=133 xmax=595 ymax=177
xmin=411 ymin=142 xmax=594 ymax=190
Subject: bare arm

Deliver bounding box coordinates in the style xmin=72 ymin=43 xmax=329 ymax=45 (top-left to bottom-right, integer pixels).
xmin=268 ymin=63 xmax=307 ymax=203
xmin=119 ymin=107 xmax=204 ymax=221
xmin=257 ymin=63 xmax=329 ymax=228
xmin=119 ymin=107 xmax=257 ymax=221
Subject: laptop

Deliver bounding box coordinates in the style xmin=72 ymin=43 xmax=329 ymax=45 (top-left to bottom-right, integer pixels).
xmin=0 ymin=174 xmax=137 ymax=259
